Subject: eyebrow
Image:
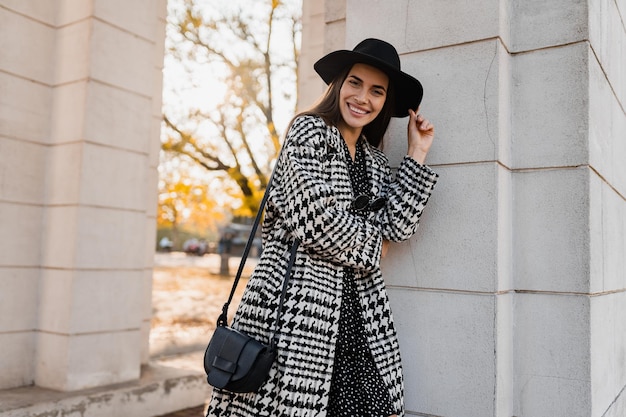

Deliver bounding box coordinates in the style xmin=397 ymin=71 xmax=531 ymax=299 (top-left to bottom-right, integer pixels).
xmin=348 ymin=75 xmax=387 ymax=92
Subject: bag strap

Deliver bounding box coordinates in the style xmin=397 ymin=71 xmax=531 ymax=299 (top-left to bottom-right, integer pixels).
xmin=216 ymin=146 xmax=298 ymax=330
xmin=270 ymin=239 xmax=299 ymax=348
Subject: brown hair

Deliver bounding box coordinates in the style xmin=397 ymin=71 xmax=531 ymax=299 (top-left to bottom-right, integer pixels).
xmin=293 ymin=64 xmax=396 ymax=148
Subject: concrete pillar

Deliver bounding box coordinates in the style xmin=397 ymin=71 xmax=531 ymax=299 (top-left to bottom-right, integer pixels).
xmin=298 ymin=0 xmax=626 ymax=415
xmin=0 ymin=0 xmax=165 ymax=392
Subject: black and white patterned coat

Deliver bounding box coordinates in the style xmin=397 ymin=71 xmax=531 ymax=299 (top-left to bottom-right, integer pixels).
xmin=207 ymin=115 xmax=438 ymax=417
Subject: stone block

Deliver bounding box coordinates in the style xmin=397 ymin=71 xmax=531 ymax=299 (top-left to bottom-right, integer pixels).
xmin=0 ymin=0 xmax=56 ymax=25
xmin=589 ymin=0 xmax=626 ymax=107
xmin=326 ymin=0 xmax=346 ymax=22
xmin=347 ymin=0 xmax=499 ymax=53
xmin=149 ymin=117 xmax=162 ymax=168
xmin=37 ymin=269 xmax=73 ymax=335
xmin=79 ymin=143 xmax=148 ymax=211
xmin=140 ymin=319 xmax=151 ymax=364
xmin=40 ymin=205 xmax=78 ymax=268
xmin=0 ymin=202 xmax=43 ymax=267
xmin=153 ymin=14 xmax=167 ymax=69
xmin=0 ymin=268 xmax=38 ymax=332
xmin=0 ymin=72 xmax=52 ymax=143
xmin=145 ymin=168 xmax=159 ymax=217
xmin=345 ymin=0 xmax=408 ymax=49
xmin=495 ymin=292 xmax=514 ymax=415
xmin=49 ymin=81 xmax=87 ymax=145
xmin=324 ymin=21 xmax=346 ymax=53
xmin=514 ymin=293 xmax=591 ymax=416
xmin=591 ymin=292 xmax=626 ymax=417
xmin=511 ymin=42 xmax=589 ymax=169
xmin=508 ymin=0 xmax=588 ymax=52
xmin=42 ymin=206 xmax=146 ymax=270
xmin=0 ymin=332 xmax=35 ymax=390
xmin=94 ymin=0 xmax=158 ymax=41
xmin=45 ymin=143 xmax=82 ymax=205
xmin=54 ymin=19 xmax=91 ymax=85
xmin=0 ymin=138 xmax=46 ymax=204
xmin=157 ymin=0 xmax=168 ymax=20
xmin=141 ymin=269 xmax=154 ymax=321
xmin=513 ymin=167 xmax=591 ymax=293
xmin=0 ymin=7 xmax=55 ymax=85
xmin=36 ymin=330 xmax=141 ymax=391
xmin=602 ymin=395 xmax=626 ymax=417
xmin=56 ymin=0 xmax=92 ymax=26
xmin=2 ymin=362 xmax=205 ymax=417
xmin=84 ymin=81 xmax=152 ymax=153
xmin=152 ymin=67 xmax=164 ymax=117
xmin=588 ymin=53 xmax=626 ymax=197
xmin=73 ymin=270 xmax=144 ymax=333
xmin=389 ymin=288 xmax=496 ymax=417
xmin=385 ymin=39 xmax=504 ymax=167
xmin=406 ymin=0 xmax=498 ymax=52
xmin=145 ymin=219 xmax=157 ymax=266
xmin=38 ymin=269 xmax=144 ymax=335
xmin=382 ymin=163 xmax=501 ymax=293
xmin=46 ymin=142 xmax=149 ymax=214
xmin=90 ymin=19 xmax=154 ymax=97
xmin=589 ymin=175 xmax=626 ymax=293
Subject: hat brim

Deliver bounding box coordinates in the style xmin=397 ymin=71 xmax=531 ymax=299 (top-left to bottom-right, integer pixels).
xmin=314 ymin=50 xmax=423 ymax=118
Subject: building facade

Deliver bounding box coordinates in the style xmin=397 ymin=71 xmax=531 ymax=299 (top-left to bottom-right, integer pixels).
xmin=298 ymin=1 xmax=626 ymax=416
xmin=0 ymin=0 xmax=191 ymax=413
xmin=0 ymin=0 xmax=624 ymax=416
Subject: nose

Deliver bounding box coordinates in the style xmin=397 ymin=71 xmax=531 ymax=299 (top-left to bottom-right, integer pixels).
xmin=354 ymin=92 xmax=367 ymax=104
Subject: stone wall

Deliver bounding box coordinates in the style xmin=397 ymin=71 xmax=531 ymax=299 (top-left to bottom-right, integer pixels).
xmin=0 ymin=0 xmax=166 ymax=391
xmin=299 ymin=0 xmax=626 ymax=415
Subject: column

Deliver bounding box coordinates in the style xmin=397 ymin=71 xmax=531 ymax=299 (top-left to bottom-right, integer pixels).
xmin=35 ymin=0 xmax=166 ymax=391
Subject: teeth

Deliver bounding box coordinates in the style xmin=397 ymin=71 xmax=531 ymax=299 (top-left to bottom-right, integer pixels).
xmin=348 ymin=104 xmax=367 ymax=114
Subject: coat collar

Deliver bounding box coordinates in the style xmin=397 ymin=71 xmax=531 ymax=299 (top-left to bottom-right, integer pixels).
xmin=327 ymin=124 xmax=385 ymax=198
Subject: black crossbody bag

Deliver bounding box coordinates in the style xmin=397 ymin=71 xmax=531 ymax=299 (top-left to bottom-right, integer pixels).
xmin=204 ymin=152 xmax=299 ymax=393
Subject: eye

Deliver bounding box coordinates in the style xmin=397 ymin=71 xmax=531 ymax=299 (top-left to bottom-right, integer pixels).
xmin=348 ymin=79 xmax=360 ymax=87
xmin=372 ymin=88 xmax=385 ymax=97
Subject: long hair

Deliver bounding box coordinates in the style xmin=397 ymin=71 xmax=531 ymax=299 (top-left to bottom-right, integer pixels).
xmin=293 ymin=64 xmax=396 ymax=148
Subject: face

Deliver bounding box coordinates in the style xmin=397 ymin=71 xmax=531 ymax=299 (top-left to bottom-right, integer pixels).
xmin=337 ymin=63 xmax=389 ymax=139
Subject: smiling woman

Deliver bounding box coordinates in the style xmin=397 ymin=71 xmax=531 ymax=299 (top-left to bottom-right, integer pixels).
xmin=337 ymin=63 xmax=390 ymax=155
xmin=205 ymin=38 xmax=438 ymax=417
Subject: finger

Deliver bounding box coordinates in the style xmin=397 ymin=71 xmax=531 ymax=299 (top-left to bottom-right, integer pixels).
xmin=418 ymin=119 xmax=431 ymax=130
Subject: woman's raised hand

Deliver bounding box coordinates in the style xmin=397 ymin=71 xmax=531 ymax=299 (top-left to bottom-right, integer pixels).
xmin=407 ymin=108 xmax=435 ymax=164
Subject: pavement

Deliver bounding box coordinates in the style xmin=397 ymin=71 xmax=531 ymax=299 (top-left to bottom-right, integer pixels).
xmin=151 ymin=252 xmax=252 ymax=417
xmin=155 ymin=406 xmax=205 ymax=417
xmin=150 ymin=252 xmax=256 ymax=417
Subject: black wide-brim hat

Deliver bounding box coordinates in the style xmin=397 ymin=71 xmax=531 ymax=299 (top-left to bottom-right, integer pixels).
xmin=314 ymin=38 xmax=423 ymax=118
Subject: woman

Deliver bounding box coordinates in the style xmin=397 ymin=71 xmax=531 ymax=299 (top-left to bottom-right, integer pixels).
xmin=207 ymin=38 xmax=438 ymax=417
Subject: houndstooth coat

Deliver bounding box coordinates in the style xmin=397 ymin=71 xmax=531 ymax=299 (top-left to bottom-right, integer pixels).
xmin=206 ymin=115 xmax=438 ymax=417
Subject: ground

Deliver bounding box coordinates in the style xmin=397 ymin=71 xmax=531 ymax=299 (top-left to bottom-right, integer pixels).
xmin=150 ymin=252 xmax=256 ymax=416
xmin=150 ymin=252 xmax=255 ymax=358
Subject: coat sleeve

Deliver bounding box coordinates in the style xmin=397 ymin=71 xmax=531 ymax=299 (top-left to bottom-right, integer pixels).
xmin=377 ymin=156 xmax=439 ymax=242
xmin=270 ymin=116 xmax=383 ymax=272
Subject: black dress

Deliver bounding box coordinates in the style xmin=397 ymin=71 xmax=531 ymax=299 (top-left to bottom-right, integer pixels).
xmin=326 ymin=138 xmax=396 ymax=417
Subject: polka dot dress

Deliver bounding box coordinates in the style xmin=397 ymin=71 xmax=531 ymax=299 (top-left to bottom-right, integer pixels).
xmin=326 ymin=138 xmax=396 ymax=417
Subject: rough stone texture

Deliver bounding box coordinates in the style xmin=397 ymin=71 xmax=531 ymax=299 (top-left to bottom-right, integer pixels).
xmin=0 ymin=363 xmax=206 ymax=417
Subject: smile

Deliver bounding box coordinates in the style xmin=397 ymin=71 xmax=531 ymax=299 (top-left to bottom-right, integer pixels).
xmin=348 ymin=103 xmax=369 ymax=115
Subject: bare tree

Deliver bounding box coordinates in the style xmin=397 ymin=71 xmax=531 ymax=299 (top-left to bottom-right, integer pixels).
xmin=163 ymin=0 xmax=301 ymax=216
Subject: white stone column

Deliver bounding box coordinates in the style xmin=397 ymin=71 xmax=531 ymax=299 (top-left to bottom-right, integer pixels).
xmin=0 ymin=0 xmax=166 ymax=392
xmin=298 ymin=0 xmax=626 ymax=416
